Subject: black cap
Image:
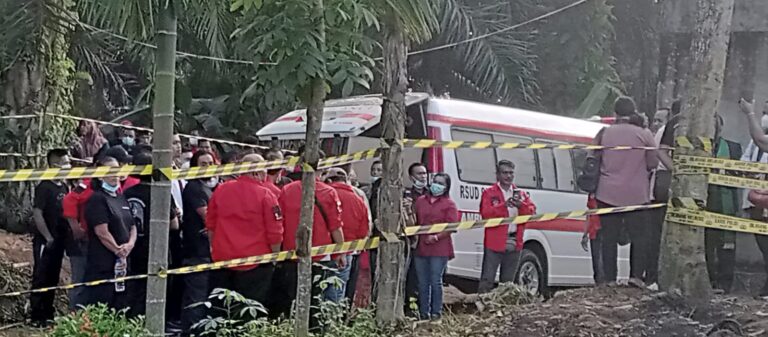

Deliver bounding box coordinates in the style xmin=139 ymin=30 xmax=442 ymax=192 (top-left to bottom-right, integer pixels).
xmin=105 ymin=145 xmax=133 ymax=164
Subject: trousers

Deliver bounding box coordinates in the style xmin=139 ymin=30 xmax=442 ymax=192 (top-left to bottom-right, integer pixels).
xmin=597 ymin=201 xmax=651 ymax=282
xmin=414 ymin=256 xmax=448 ymax=319
xmin=30 ymin=236 xmax=65 ymax=322
xmin=705 ymin=228 xmax=735 ymax=291
xmin=478 ymin=245 xmax=521 ymax=293
xmin=181 ymin=257 xmax=211 ymax=333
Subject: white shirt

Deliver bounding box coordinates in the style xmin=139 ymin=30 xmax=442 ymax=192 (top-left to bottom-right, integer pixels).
xmin=741 ymin=140 xmax=768 ymax=209
xmin=171 ymin=179 xmax=186 ymax=218
xmin=500 ymin=185 xmax=520 ymax=234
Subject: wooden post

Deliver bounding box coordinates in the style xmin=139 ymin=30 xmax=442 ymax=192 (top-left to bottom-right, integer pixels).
xmin=376 ymin=9 xmax=407 ymax=324
xmin=145 ymin=3 xmax=176 ymax=336
xmin=659 ymin=0 xmax=735 ymax=302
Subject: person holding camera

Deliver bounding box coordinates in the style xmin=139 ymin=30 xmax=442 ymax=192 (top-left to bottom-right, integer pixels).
xmin=478 ymin=160 xmax=537 ymax=293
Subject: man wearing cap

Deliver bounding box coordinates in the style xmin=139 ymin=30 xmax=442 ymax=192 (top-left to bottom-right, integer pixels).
xmin=324 ymin=167 xmax=370 ymax=303
xmin=206 ymin=153 xmax=283 ymax=311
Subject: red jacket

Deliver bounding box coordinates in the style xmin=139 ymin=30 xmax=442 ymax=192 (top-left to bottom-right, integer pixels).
xmin=62 ymin=181 xmax=94 ymax=231
xmin=279 ymin=180 xmax=343 ymax=260
xmin=586 ymin=194 xmax=601 ymax=240
xmin=206 ymin=175 xmax=283 ymax=270
xmin=329 ymin=182 xmax=369 ymax=242
xmin=262 ymin=179 xmax=282 ymax=197
xmin=415 ymin=195 xmax=458 ymax=258
xmin=479 ymin=183 xmax=536 ymax=252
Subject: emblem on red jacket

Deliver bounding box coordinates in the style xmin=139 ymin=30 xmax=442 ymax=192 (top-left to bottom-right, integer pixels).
xmin=273 ymin=206 xmax=283 ymax=221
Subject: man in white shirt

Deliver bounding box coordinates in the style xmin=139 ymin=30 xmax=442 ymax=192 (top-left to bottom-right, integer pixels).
xmin=741 ymin=111 xmax=768 ymax=296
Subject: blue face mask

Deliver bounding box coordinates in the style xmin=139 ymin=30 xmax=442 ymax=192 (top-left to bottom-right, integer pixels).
xmin=430 ymin=183 xmax=446 ymax=196
xmin=122 ymin=136 xmax=135 ymax=147
xmin=102 ymin=181 xmax=119 ymax=193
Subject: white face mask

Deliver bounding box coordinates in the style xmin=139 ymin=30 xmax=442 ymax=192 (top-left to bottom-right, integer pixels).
xmin=204 ymin=177 xmax=219 ymax=188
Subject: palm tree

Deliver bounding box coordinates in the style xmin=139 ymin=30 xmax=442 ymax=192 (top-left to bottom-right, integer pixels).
xmin=409 ymin=0 xmax=539 ymax=107
xmin=0 ymin=0 xmax=78 ymax=232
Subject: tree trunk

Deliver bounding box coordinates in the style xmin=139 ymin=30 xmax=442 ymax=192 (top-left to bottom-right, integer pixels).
xmin=659 ymin=0 xmax=734 ymax=302
xmin=146 ymin=4 xmax=177 ymax=336
xmin=294 ymin=1 xmax=326 ymax=336
xmin=376 ymin=9 xmax=407 ymax=325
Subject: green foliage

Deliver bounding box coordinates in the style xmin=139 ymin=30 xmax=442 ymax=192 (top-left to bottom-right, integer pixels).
xmin=232 ymin=0 xmax=379 ymax=107
xmin=49 ymin=304 xmax=147 ymax=337
xmin=410 ymin=0 xmax=540 ymax=107
xmin=194 ymin=287 xmax=384 ymax=337
xmin=533 ymin=0 xmax=621 ymax=115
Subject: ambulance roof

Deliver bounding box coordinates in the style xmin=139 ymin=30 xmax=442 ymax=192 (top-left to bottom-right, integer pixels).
xmin=256 ymin=93 xmax=429 ymax=140
xmin=256 ymin=93 xmax=606 ymax=141
xmin=426 ymin=98 xmax=606 ymax=142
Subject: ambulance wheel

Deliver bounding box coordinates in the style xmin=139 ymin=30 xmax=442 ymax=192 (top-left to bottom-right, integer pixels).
xmin=516 ymin=248 xmax=548 ymax=297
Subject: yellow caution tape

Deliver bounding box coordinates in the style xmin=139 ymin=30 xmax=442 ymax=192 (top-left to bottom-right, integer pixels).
xmin=167 ymin=148 xmax=381 ymax=180
xmin=0 ymin=238 xmax=380 ymax=298
xmin=404 ymin=203 xmax=666 ymax=236
xmin=168 ymin=238 xmax=380 ymax=275
xmin=675 ymin=155 xmax=768 ymax=175
xmin=667 ymin=207 xmax=768 ymax=235
xmin=47 ymin=113 xmax=293 ymax=153
xmin=401 ymin=139 xmax=660 ymax=151
xmin=0 ymin=147 xmax=380 ymax=182
xmin=0 ymin=165 xmax=153 ymax=182
xmin=675 ymin=136 xmax=712 ymax=153
xmin=0 ymin=203 xmax=667 ymax=297
xmin=708 ymin=173 xmax=768 ymax=190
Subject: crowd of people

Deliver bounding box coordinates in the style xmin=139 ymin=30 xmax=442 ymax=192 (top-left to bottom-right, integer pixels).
xmin=25 ymin=96 xmax=768 ymax=334
xmin=32 ymin=119 xmax=537 ymax=334
xmin=582 ymin=96 xmax=768 ymax=296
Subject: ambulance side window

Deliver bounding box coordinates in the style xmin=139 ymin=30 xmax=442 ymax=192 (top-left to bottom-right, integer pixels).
xmin=494 ymin=135 xmax=537 ymax=188
xmin=553 ymin=149 xmax=575 ymax=191
xmin=538 ymin=148 xmax=557 ymax=190
xmin=451 ymin=129 xmax=496 ymax=184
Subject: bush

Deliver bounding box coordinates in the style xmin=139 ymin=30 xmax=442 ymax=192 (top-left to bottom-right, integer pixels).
xmin=49 ymin=304 xmax=146 ymax=337
xmin=194 ymin=288 xmax=384 ymax=337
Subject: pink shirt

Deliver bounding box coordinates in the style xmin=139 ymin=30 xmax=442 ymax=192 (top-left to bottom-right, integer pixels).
xmin=595 ymin=123 xmax=658 ymax=207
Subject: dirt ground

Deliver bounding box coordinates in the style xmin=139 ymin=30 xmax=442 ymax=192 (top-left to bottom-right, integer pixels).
xmin=0 ymin=230 xmax=69 ymax=327
xmin=411 ymin=285 xmax=768 ymax=337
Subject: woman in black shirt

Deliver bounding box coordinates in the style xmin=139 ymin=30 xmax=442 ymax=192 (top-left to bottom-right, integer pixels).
xmin=180 ymin=150 xmax=216 ymax=334
xmin=83 ymin=156 xmax=137 ymax=309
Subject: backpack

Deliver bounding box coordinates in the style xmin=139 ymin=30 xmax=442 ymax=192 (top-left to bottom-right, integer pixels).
xmin=127 ymin=197 xmax=147 ymax=238
xmin=576 ymin=128 xmax=606 ymax=193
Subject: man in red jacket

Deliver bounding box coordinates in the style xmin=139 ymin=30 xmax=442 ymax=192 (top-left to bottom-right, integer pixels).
xmin=270 ymin=168 xmax=345 ymax=327
xmin=205 ymin=153 xmax=283 ymax=311
xmin=324 ymin=167 xmax=370 ymax=302
xmin=478 ymin=160 xmax=536 ymax=293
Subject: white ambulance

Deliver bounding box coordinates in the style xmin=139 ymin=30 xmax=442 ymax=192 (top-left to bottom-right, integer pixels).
xmin=257 ymin=93 xmax=630 ymax=294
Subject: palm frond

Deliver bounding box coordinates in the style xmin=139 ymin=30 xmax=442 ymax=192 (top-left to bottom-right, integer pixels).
xmin=384 ymin=0 xmax=440 ymax=44
xmin=0 ymin=0 xmax=74 ymax=67
xmin=76 ymin=0 xmax=156 ymax=41
xmin=426 ymin=0 xmax=540 ymax=106
xmin=69 ymin=26 xmax=129 ymax=101
xmin=178 ymin=0 xmax=236 ymax=70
